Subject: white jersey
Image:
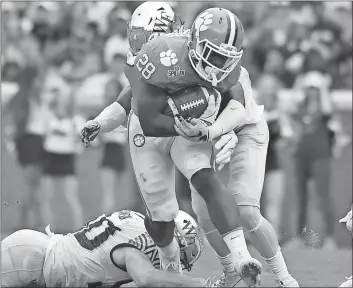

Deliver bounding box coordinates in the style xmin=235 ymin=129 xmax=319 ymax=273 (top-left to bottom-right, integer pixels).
xmin=1 ymin=230 xmax=49 ymax=287
xmin=43 ymin=210 xmax=160 ymax=287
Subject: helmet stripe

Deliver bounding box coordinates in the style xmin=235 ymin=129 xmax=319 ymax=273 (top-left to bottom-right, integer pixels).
xmin=224 ymin=11 xmax=231 ymax=44
xmin=225 ymin=9 xmax=236 ymax=45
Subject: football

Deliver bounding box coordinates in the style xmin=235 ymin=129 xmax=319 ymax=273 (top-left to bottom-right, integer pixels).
xmin=164 ymin=86 xmax=215 ymax=119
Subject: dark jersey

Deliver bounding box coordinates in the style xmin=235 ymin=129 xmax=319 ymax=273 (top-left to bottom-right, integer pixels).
xmin=134 ymin=31 xmax=241 ymax=94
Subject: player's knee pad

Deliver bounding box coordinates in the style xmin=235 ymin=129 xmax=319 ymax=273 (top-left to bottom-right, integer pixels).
xmin=190 ymin=184 xmax=211 ymax=220
xmin=238 ymin=205 xmax=262 ymax=231
xmin=142 ymin=179 xmax=179 ymax=222
xmin=137 ymin=163 xmax=178 ymax=222
xmin=142 ymin=177 xmax=178 ymax=222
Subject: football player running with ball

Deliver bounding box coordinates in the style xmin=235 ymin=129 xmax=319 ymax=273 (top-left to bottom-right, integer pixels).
xmin=81 ymin=3 xmax=261 ymax=287
xmin=2 ymin=210 xmax=214 ymax=287
xmin=130 ymin=6 xmax=263 ymax=286
xmin=338 ymin=206 xmax=352 ymax=287
xmin=170 ymin=9 xmax=299 ymax=288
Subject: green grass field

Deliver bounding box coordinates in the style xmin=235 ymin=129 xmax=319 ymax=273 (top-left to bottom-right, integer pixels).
xmin=1 ymin=111 xmax=352 ymax=287
xmin=187 ymin=243 xmax=352 ymax=287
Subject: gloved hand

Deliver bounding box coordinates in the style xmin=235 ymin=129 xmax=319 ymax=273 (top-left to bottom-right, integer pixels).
xmin=174 ymin=116 xmax=212 ymax=142
xmin=80 ymin=120 xmax=101 ymax=147
xmin=339 ymin=208 xmax=352 ymax=233
xmin=214 ymin=130 xmax=238 ymax=170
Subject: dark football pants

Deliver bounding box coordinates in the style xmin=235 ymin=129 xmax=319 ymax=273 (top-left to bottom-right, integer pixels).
xmin=294 ymin=156 xmax=335 ymax=238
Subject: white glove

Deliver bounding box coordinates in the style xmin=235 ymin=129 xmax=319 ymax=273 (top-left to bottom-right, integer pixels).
xmin=214 ymin=131 xmax=238 ymax=170
xmin=339 ymin=209 xmax=352 ymax=233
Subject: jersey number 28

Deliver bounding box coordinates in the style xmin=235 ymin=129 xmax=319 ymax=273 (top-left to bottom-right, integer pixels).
xmin=136 ymin=54 xmax=156 ymax=80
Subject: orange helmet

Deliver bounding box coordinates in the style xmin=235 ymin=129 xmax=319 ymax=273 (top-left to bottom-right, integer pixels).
xmin=188 ymin=8 xmax=244 ymax=86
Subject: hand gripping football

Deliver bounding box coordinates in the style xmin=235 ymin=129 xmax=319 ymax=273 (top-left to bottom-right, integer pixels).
xmin=164 ymin=86 xmax=221 ymax=124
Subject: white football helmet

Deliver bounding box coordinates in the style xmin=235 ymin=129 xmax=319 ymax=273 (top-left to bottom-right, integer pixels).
xmin=127 ymin=2 xmax=183 ymax=55
xmin=174 ymin=210 xmax=204 ymax=271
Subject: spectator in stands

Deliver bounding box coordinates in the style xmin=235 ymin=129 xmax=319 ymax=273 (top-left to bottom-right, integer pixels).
xmin=40 ymin=73 xmax=84 ymax=231
xmin=309 ymin=2 xmax=343 ymax=61
xmin=107 ymin=5 xmax=130 ymax=39
xmin=5 ymin=57 xmax=46 ymax=230
xmin=59 ymin=27 xmax=103 ymax=89
xmin=288 ymin=71 xmax=343 ymax=250
xmin=86 ymin=2 xmax=116 ymax=37
xmin=104 ymin=7 xmax=130 ymax=66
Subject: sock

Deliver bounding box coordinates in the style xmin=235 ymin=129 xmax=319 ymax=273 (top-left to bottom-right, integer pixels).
xmin=247 ymin=216 xmax=280 ymax=259
xmin=158 ymin=238 xmax=179 ymax=259
xmin=218 ymin=253 xmax=236 ymax=274
xmin=202 ymin=220 xmax=231 ymax=258
xmin=265 ymin=248 xmax=290 ymax=281
xmin=244 ymin=213 xmax=290 ymax=281
xmin=223 ymin=229 xmax=252 ymax=260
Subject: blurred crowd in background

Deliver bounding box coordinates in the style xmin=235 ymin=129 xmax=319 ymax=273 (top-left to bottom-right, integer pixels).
xmin=2 ymin=1 xmax=352 ymax=249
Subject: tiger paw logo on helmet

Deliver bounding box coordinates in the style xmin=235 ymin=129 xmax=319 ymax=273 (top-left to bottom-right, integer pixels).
xmin=160 ymin=50 xmax=178 ymax=67
xmin=194 ymin=11 xmax=213 ymax=35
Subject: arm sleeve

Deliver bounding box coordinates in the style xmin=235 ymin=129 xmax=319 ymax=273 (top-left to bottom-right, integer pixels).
xmin=95 ymin=102 xmax=127 ymax=133
xmin=209 ymin=99 xmax=246 ymax=139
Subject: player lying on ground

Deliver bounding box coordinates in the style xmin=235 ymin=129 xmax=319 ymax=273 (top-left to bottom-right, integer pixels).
xmin=338 ymin=206 xmax=352 ymax=288
xmin=1 ymin=210 xmax=218 ymax=287
xmin=81 ymin=3 xmax=261 ymax=287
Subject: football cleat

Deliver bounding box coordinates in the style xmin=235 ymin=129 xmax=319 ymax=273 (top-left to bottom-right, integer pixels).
xmin=213 ymin=268 xmax=242 ymax=287
xmin=237 ymin=257 xmax=262 ymax=287
xmin=274 ymin=275 xmax=299 ymax=287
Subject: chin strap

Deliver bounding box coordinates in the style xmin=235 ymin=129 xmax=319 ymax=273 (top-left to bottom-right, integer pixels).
xmin=211 ymin=73 xmax=218 ymax=87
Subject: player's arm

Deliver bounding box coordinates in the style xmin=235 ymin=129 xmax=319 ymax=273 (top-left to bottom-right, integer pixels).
xmin=113 ymin=247 xmax=208 ymax=287
xmin=137 ymin=80 xmax=178 ymax=137
xmin=133 ymin=37 xmax=179 ymax=137
xmin=95 ymin=86 xmax=132 ymax=132
xmin=80 ymin=86 xmax=132 ymax=146
xmin=207 ymin=82 xmax=246 ymax=139
xmin=207 ymin=66 xmax=257 ymax=140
